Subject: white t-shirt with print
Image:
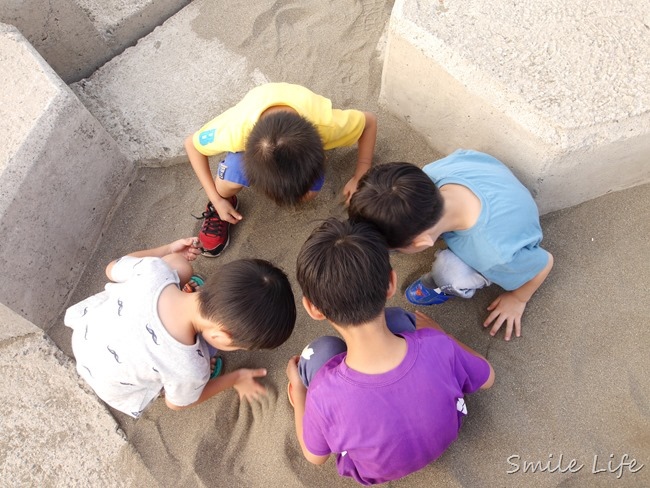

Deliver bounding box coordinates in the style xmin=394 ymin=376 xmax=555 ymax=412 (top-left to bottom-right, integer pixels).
xmin=64 ymin=256 xmax=210 ymax=418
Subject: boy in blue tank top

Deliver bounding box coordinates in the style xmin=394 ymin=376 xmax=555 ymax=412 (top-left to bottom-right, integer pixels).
xmin=349 ymin=150 xmax=553 ymax=341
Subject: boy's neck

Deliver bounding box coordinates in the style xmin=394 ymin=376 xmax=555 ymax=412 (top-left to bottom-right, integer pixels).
xmin=157 ymin=286 xmax=202 ymax=346
xmin=259 ymin=104 xmax=298 ymax=119
xmin=333 ymin=313 xmax=408 ymax=375
xmin=435 ymin=184 xmax=482 ymax=234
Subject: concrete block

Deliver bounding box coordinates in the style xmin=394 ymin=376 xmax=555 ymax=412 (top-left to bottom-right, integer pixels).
xmin=0 ymin=24 xmax=134 ymax=330
xmin=381 ymin=0 xmax=650 ymax=213
xmin=0 ymin=304 xmax=153 ymax=486
xmin=71 ymin=0 xmax=267 ymax=166
xmin=0 ymin=0 xmax=190 ymax=82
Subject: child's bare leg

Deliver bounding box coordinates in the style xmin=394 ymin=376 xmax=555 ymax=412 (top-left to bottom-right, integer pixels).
xmin=428 ymin=249 xmax=490 ymax=298
xmin=162 ymin=253 xmax=193 ymax=287
xmin=414 ymin=311 xmax=445 ymax=332
xmin=214 ymin=177 xmax=244 ymax=198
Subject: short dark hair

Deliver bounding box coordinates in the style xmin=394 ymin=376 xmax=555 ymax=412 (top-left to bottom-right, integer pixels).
xmin=348 ymin=162 xmax=443 ymax=248
xmin=198 ymin=259 xmax=296 ymax=349
xmin=296 ymin=218 xmax=391 ymax=326
xmin=244 ymin=111 xmax=325 ymax=206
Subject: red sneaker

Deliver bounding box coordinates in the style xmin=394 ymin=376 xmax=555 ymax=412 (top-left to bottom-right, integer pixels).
xmin=197 ymin=196 xmax=238 ymax=257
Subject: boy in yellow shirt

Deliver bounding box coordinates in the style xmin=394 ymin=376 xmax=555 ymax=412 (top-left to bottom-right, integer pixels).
xmin=184 ymin=82 xmax=377 ymax=257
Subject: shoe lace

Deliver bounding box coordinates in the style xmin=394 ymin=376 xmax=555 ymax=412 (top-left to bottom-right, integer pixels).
xmin=192 ymin=204 xmax=215 ymax=221
xmin=193 ymin=204 xmax=227 ymax=237
xmin=202 ymin=214 xmax=227 ymax=237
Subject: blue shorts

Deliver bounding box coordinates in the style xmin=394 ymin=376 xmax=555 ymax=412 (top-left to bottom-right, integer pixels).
xmin=298 ymin=308 xmax=416 ymax=387
xmin=217 ymin=151 xmax=325 ymax=191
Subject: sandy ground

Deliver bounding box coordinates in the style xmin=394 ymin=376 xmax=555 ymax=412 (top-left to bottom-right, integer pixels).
xmin=49 ymin=0 xmax=650 ymax=486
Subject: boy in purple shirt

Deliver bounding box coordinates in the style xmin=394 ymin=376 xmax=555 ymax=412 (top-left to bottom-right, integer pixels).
xmin=286 ymin=218 xmax=495 ymax=485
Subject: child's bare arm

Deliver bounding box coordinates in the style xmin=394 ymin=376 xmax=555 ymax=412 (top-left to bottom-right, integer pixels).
xmin=415 ymin=312 xmax=495 ymax=389
xmin=286 ymin=356 xmax=330 ymax=465
xmin=165 ymin=368 xmax=267 ymax=410
xmin=184 ymin=136 xmax=243 ymax=224
xmin=184 ymin=135 xmax=221 ymax=204
xmin=105 ymin=238 xmax=200 ymax=280
xmin=483 ymin=251 xmax=554 ymax=341
xmin=343 ymin=111 xmax=377 ymax=203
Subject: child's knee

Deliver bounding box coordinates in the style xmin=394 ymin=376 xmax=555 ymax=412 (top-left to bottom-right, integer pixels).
xmin=162 ymin=254 xmax=193 ymax=285
xmin=431 ymin=249 xmax=490 ymax=297
xmin=298 ymin=336 xmax=347 ymax=387
xmin=214 ymin=177 xmax=243 ymax=198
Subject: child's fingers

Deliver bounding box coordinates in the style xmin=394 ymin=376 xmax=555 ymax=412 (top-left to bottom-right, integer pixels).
xmin=514 ymin=318 xmax=522 ymax=338
xmin=488 ymin=316 xmax=506 ymax=336
xmin=483 ymin=308 xmax=499 ymax=327
xmin=250 ymin=368 xmax=267 ymax=378
xmin=286 ymin=357 xmax=300 ymax=380
xmin=503 ymin=319 xmax=514 ymax=341
xmin=244 ymin=383 xmax=267 ymax=401
xmin=220 ymin=213 xmax=239 ymax=224
xmin=222 ymin=210 xmax=242 ymax=224
xmin=486 ymin=297 xmax=499 ymax=311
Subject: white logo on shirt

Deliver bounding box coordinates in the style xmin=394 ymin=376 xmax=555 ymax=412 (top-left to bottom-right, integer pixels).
xmin=456 ymin=398 xmax=467 ymax=415
xmin=301 ymin=346 xmax=315 ymax=360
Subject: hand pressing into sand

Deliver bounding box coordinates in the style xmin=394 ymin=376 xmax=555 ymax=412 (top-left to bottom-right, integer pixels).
xmin=232 ymin=368 xmax=268 ymax=401
xmin=483 ymin=292 xmax=526 ymax=341
xmin=483 ymin=252 xmax=554 ymax=341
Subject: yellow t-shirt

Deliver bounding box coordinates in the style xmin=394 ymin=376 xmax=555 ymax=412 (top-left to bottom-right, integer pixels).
xmin=192 ymin=83 xmax=366 ymax=156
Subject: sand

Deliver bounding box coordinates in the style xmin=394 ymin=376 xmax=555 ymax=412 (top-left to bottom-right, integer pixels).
xmin=48 ymin=0 xmax=650 ymax=486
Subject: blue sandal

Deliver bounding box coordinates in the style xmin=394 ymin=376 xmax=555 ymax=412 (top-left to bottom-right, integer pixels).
xmin=405 ymin=279 xmax=450 ymax=305
xmin=210 ymin=356 xmax=223 ymax=379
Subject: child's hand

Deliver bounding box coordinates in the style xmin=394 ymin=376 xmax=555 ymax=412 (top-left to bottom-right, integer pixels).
xmin=232 ymin=368 xmax=267 ymax=401
xmin=342 ymin=176 xmax=360 ymax=205
xmin=213 ymin=197 xmax=243 ymax=224
xmin=483 ymin=291 xmax=527 ymax=341
xmin=168 ymin=237 xmax=201 ymax=261
xmin=286 ymin=356 xmax=307 ymax=407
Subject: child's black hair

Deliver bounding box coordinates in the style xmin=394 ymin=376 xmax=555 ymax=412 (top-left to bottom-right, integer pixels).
xmin=348 ymin=162 xmax=444 ymax=248
xmin=198 ymin=259 xmax=296 ymax=349
xmin=244 ymin=111 xmax=325 ymax=206
xmin=296 ymin=218 xmax=391 ymax=326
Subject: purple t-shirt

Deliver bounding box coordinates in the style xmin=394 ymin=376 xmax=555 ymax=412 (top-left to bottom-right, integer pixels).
xmin=302 ymin=328 xmax=490 ymax=485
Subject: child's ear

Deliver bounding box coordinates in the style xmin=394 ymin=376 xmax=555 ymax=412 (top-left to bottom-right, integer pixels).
xmin=209 ymin=327 xmax=233 ymax=344
xmin=411 ymin=232 xmax=435 ymax=250
xmin=302 ymin=296 xmax=327 ymax=321
xmin=386 ymin=270 xmax=398 ymax=299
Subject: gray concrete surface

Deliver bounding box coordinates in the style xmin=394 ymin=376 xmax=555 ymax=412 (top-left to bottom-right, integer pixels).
xmin=381 ymin=0 xmax=650 ymax=214
xmin=0 ymin=23 xmax=134 ymax=332
xmin=0 ymin=303 xmax=156 ymax=487
xmin=70 ymin=1 xmax=268 ymax=166
xmin=0 ymin=0 xmax=190 ymax=82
